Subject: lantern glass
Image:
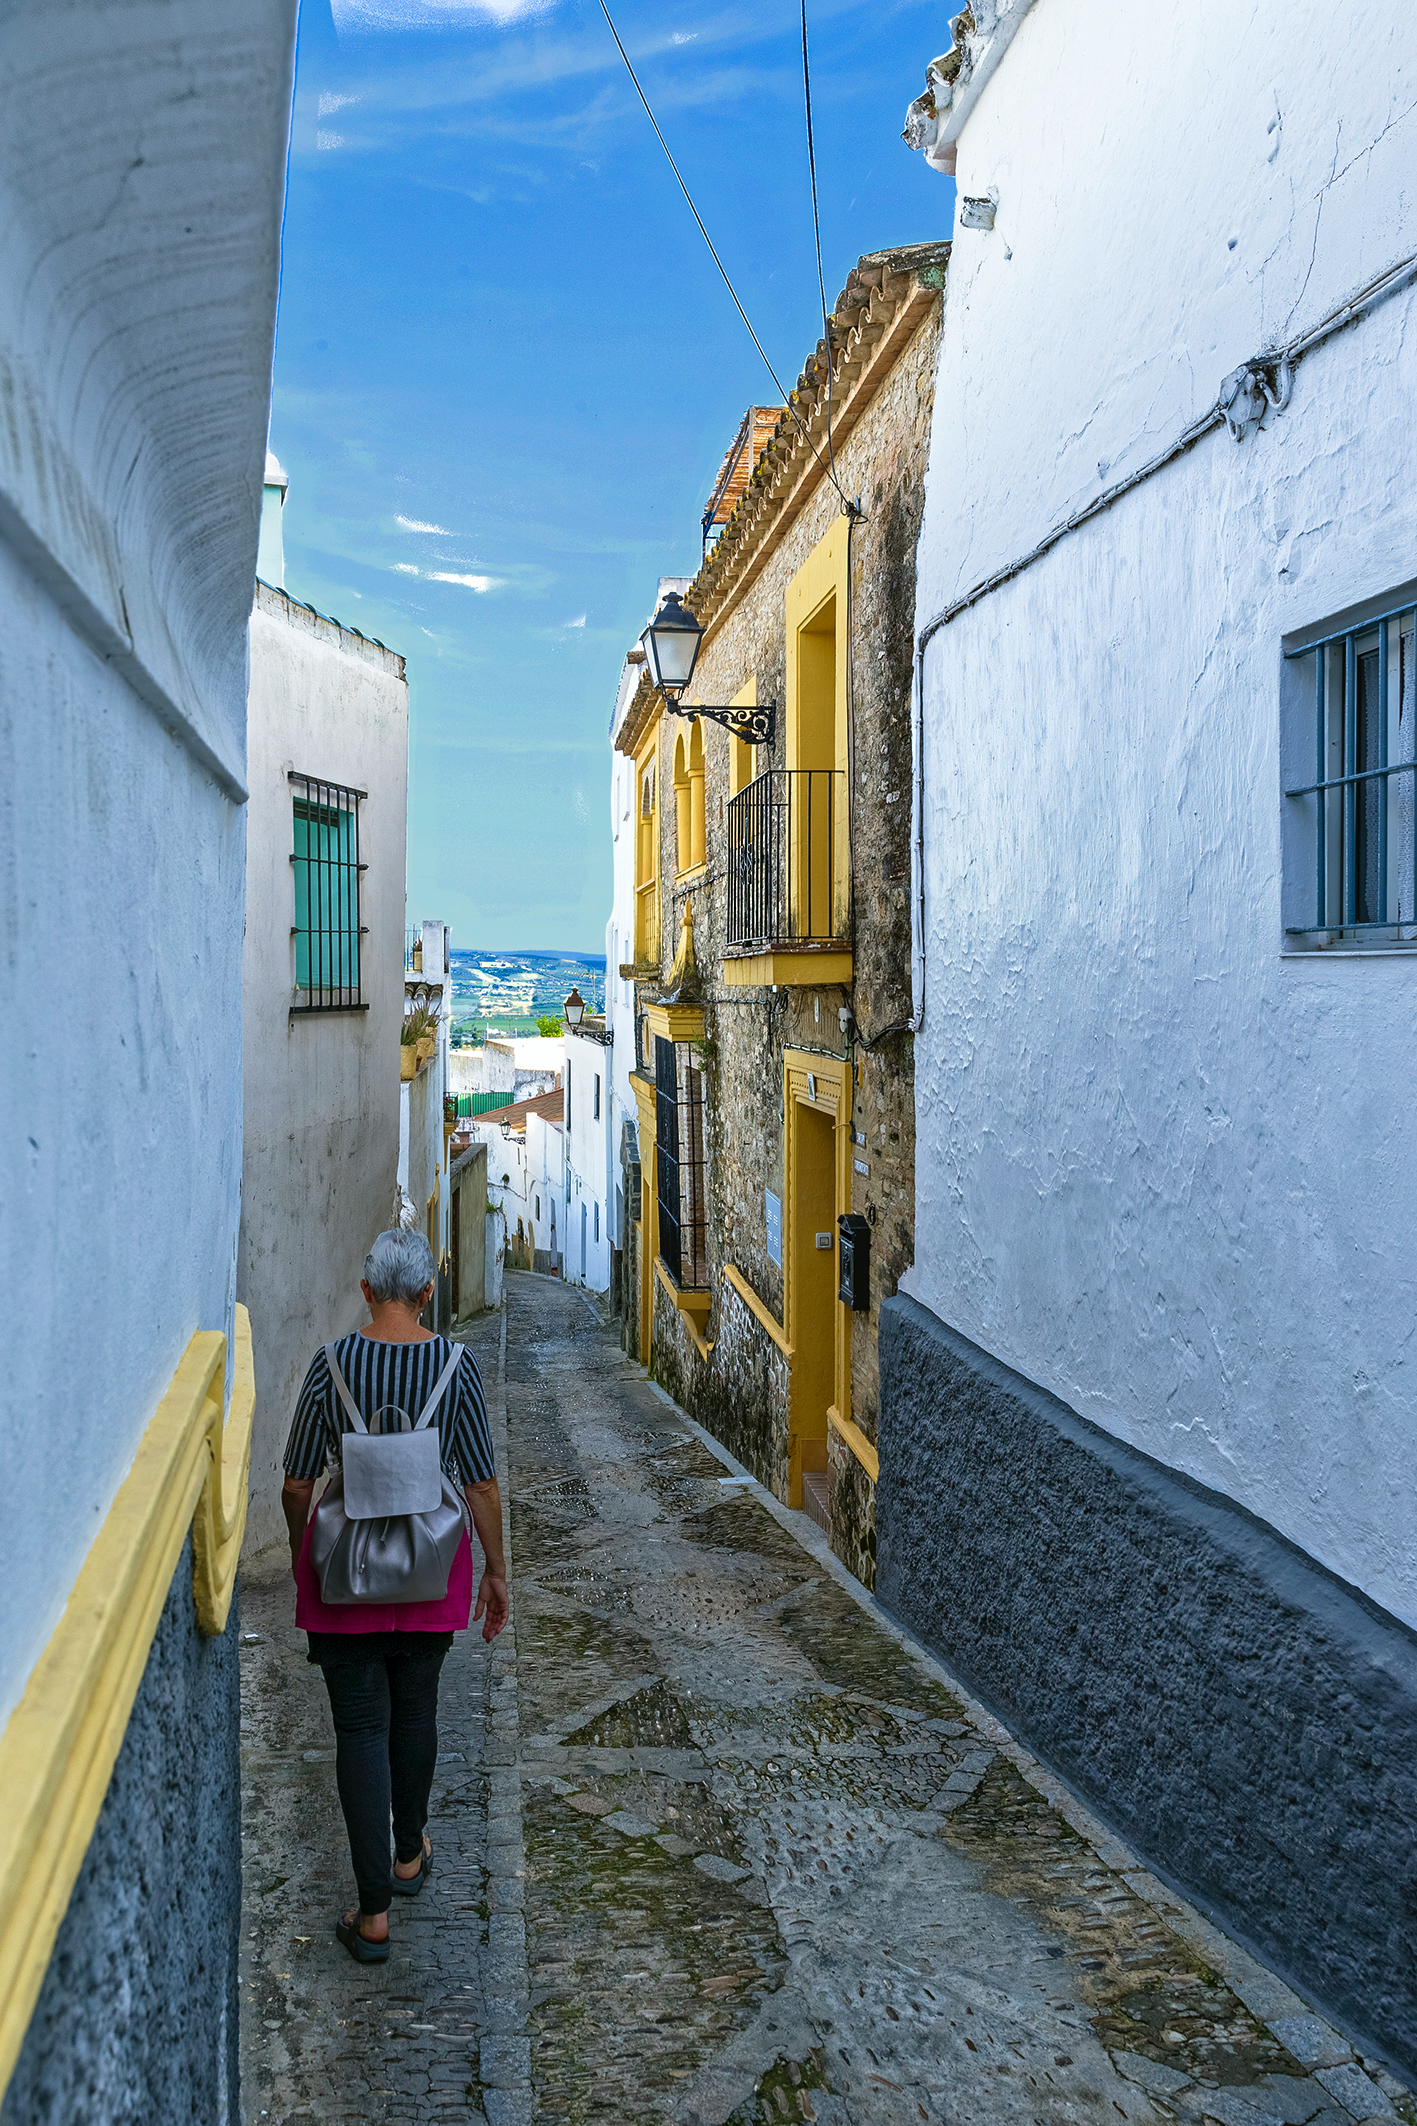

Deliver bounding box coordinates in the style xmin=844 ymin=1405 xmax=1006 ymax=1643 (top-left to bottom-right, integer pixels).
xmin=563 ymin=986 xmax=585 ymax=1028
xmin=640 ymin=592 xmax=702 ymax=697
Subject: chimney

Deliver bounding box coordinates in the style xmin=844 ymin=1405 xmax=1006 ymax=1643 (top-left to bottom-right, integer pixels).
xmin=258 ymin=449 xmax=288 ymax=589
xmin=702 ymin=406 xmax=782 ymax=554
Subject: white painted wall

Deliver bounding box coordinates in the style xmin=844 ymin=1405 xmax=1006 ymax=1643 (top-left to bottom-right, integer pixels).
xmin=405 ymin=939 xmax=451 ymax=1277
xmin=907 ymin=0 xmax=1417 ymax=1622
xmin=564 ymin=1032 xmax=612 ymax=1291
xmin=526 ymin=1111 xmax=564 ymax=1264
xmin=239 ymin=585 xmax=408 ymax=1553
xmin=448 ymin=1036 xmax=563 ymax=1102
xmin=481 ymin=1116 xmax=532 ymax=1244
xmin=608 ymin=654 xmax=645 ymax=1248
xmin=0 ymin=0 xmax=295 ymax=1727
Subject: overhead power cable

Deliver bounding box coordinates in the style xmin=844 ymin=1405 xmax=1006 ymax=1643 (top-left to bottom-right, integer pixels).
xmin=596 ymin=0 xmax=851 ymax=510
xmin=800 ymin=0 xmax=840 ymax=490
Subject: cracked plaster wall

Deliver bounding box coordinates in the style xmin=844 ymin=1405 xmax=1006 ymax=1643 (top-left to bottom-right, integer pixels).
xmin=905 ymin=0 xmax=1417 ymax=1626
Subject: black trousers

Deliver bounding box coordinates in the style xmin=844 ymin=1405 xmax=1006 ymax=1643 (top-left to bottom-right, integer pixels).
xmin=309 ymin=1631 xmax=452 ymax=1915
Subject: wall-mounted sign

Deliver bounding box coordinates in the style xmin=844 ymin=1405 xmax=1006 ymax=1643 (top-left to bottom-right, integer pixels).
xmin=765 ymin=1189 xmax=782 ymax=1267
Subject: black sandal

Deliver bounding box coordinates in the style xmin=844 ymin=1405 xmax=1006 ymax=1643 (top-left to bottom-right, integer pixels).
xmin=336 ymin=1913 xmax=390 ymax=1963
xmin=389 ymin=1839 xmax=433 ymax=1898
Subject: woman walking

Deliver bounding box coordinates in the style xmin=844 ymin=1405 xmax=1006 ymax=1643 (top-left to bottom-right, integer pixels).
xmin=281 ymin=1228 xmax=509 ymax=1963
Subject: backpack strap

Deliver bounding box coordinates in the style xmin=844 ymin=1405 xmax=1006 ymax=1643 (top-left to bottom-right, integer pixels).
xmin=413 ymin=1344 xmax=462 ymax=1431
xmin=324 ymin=1343 xmax=369 ymax=1435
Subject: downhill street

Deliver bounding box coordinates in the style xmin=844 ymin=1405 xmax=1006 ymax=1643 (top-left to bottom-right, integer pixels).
xmin=239 ymin=1276 xmax=1412 ymax=2125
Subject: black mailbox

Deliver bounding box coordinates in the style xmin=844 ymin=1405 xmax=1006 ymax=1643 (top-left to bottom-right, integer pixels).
xmin=838 ymin=1213 xmax=870 ymax=1310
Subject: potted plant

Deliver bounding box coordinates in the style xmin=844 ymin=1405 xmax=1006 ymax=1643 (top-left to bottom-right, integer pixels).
xmin=402 ymin=1001 xmax=433 ymax=1078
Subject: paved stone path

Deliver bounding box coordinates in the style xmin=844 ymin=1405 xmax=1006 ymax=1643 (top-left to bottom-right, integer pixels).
xmin=240 ymin=1275 xmax=1414 ymax=2126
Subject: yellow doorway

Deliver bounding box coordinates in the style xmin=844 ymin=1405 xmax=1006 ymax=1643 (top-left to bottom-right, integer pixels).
xmin=791 ymin=1104 xmax=835 ymax=1498
xmin=783 ymin=1047 xmax=850 ymax=1508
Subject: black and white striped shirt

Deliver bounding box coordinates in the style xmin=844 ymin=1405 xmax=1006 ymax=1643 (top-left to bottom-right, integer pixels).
xmin=284 ymin=1335 xmax=495 ymax=1489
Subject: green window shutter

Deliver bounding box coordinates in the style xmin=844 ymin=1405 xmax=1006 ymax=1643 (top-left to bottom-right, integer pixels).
xmin=293 ymin=794 xmax=360 ymax=998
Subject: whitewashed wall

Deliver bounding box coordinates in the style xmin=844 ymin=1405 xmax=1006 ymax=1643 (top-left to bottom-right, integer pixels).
xmin=907 ymin=0 xmax=1417 ymax=1621
xmin=564 ymin=1030 xmax=612 ymax=1291
xmin=608 ymin=658 xmax=643 ymax=1251
xmin=239 ymin=588 xmax=408 ymax=1553
xmin=526 ymin=1112 xmax=563 ymax=1263
xmin=0 ymin=0 xmax=294 ymax=1729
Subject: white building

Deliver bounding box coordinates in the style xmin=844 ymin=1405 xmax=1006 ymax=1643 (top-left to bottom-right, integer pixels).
xmin=239 ymin=463 xmax=408 ymax=1554
xmin=401 ymin=918 xmax=454 ymax=1324
xmin=449 ymin=1033 xmax=563 ymax=1105
xmin=885 ymin=0 xmax=1417 ymax=2074
xmin=0 ymin=0 xmax=294 ymax=2112
xmin=563 ymin=1016 xmax=613 ymax=1293
xmin=475 ymin=1088 xmax=565 ymax=1272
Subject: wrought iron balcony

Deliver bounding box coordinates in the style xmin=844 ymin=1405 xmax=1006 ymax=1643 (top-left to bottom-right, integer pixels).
xmin=726 ymin=769 xmax=849 ymax=952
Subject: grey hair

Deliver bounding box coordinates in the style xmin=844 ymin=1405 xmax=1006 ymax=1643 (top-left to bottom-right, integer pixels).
xmin=363 ymin=1228 xmax=435 ymax=1305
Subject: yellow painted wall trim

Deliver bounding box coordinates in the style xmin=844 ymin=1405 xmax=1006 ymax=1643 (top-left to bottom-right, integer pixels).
xmin=643 ymin=999 xmax=707 ymax=1043
xmin=0 ymin=1308 xmax=255 ymax=2101
xmin=654 ymin=1254 xmax=712 ymax=1330
xmin=828 ymin=1405 xmax=879 ymax=1485
xmin=722 ymin=1266 xmax=792 ymax=1357
xmin=722 ymin=950 xmax=853 ymax=988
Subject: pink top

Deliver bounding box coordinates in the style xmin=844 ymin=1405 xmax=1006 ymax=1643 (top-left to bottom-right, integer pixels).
xmin=293 ymin=1498 xmax=476 ymax=1634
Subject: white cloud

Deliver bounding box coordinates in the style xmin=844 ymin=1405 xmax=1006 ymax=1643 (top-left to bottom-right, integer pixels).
xmin=317 ymin=91 xmax=362 ymax=116
xmin=671 ymin=31 xmax=697 ymax=43
xmin=565 ymin=613 xmax=586 ymax=628
xmin=397 ymin=513 xmax=451 ymax=533
xmin=333 ymin=0 xmax=552 ymax=32
xmin=430 ymin=570 xmax=503 ymax=592
xmin=392 ymin=562 xmax=421 ymax=575
xmin=316 ymin=130 xmax=345 ymax=150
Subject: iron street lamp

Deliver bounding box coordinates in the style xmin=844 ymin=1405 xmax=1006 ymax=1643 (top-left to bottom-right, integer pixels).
xmin=640 ymin=592 xmax=776 ymax=747
xmin=563 ymin=986 xmax=585 ymax=1029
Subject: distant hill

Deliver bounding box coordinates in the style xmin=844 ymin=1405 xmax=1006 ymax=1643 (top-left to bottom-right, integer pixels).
xmin=447 ymin=946 xmax=606 ymax=1044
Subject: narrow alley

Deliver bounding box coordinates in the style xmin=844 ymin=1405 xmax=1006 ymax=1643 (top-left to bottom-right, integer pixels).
xmin=238 ymin=1277 xmax=1412 ymax=2126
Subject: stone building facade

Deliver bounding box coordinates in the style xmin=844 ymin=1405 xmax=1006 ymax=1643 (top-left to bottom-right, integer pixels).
xmin=616 ymin=244 xmax=946 ymax=1588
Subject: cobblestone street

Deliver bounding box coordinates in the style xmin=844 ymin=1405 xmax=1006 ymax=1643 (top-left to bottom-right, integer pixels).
xmin=240 ymin=1276 xmax=1415 ymax=2125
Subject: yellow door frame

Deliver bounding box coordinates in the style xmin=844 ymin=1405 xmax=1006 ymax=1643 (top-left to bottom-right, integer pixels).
xmin=781 ymin=1044 xmax=852 ymax=1508
xmin=630 ymin=1071 xmax=658 ymax=1366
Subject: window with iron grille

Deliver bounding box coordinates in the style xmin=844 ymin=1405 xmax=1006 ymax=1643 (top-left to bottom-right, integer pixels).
xmin=1283 ymin=590 xmax=1417 ymax=944
xmin=655 ymin=1035 xmax=708 ymax=1289
xmin=290 ymin=772 xmax=367 ymax=1009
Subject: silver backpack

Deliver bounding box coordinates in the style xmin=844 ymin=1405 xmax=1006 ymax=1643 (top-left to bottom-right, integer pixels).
xmin=310 ymin=1342 xmax=469 ymax=1604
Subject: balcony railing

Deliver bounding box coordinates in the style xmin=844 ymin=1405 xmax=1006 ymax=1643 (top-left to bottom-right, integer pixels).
xmin=726 ymin=769 xmax=848 ymax=951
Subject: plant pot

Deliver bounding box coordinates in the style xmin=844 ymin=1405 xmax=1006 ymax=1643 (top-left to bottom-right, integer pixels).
xmin=417 ymin=1035 xmax=436 ymax=1066
xmin=400 ymin=1045 xmax=417 ymax=1082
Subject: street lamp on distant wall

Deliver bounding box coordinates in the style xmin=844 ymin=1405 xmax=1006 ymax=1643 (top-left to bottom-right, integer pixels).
xmin=640 ymin=592 xmax=776 ymax=746
xmin=563 ymin=986 xmax=585 ymax=1030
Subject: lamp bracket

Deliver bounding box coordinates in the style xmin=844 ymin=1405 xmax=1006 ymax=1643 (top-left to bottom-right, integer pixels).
xmin=682 ymin=699 xmax=777 ymax=747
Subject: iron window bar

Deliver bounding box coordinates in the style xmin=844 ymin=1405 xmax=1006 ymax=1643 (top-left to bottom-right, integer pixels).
xmin=1284 ymin=603 xmax=1416 ymax=935
xmin=289 ymin=771 xmax=369 ymax=1013
xmin=725 ymin=768 xmax=848 ymax=952
xmin=655 ymin=1034 xmax=708 ymax=1291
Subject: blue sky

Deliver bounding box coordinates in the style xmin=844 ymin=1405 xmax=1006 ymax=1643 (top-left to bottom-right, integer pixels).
xmin=271 ymin=0 xmax=955 ymax=952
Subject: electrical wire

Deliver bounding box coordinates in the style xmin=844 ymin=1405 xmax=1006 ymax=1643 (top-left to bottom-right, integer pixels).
xmin=800 ymin=0 xmax=839 ymax=491
xmin=596 ymin=0 xmax=851 ymax=511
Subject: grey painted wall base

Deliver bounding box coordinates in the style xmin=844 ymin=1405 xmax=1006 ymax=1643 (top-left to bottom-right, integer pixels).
xmin=876 ymin=1292 xmax=1417 ymax=2080
xmin=3 ymin=1538 xmax=241 ymax=2125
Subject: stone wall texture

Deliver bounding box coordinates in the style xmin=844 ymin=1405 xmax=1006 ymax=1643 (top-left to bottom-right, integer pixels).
xmin=876 ymin=1292 xmax=1417 ymax=2080
xmin=639 ymin=290 xmax=939 ymax=1580
xmin=3 ymin=1539 xmax=242 ymax=2125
